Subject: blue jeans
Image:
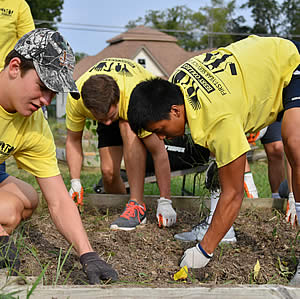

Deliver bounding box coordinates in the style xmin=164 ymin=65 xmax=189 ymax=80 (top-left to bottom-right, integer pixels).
xmin=0 ymin=162 xmax=9 ymax=183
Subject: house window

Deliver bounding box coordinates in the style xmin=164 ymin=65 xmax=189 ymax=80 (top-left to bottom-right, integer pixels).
xmin=138 ymin=58 xmax=146 ymax=68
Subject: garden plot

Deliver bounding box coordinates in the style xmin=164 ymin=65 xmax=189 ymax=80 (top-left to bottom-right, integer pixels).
xmin=3 ymin=195 xmax=299 ymax=288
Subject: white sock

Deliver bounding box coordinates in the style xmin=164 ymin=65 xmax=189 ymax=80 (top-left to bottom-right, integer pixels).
xmin=296 ymin=202 xmax=300 ymax=221
xmin=207 ymin=189 xmax=220 ymax=224
xmin=244 ymin=172 xmax=258 ymax=198
xmin=272 ymin=193 xmax=280 ymax=199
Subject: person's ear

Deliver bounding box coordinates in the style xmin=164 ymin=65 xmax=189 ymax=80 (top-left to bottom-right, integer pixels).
xmin=170 ymin=105 xmax=182 ymax=118
xmin=8 ymin=57 xmax=21 ymax=78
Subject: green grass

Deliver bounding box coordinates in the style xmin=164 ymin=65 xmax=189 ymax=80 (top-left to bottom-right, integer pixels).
xmin=46 ymin=117 xmax=272 ymax=197
xmin=250 ymin=160 xmax=271 ymax=198
xmin=5 ymin=157 xmax=270 ymax=200
xmin=5 ymin=151 xmax=271 ymax=199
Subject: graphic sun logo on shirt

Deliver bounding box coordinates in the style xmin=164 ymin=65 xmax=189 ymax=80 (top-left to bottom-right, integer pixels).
xmin=0 ymin=8 xmax=14 ymax=17
xmin=90 ymin=60 xmax=133 ymax=77
xmin=171 ymin=70 xmax=201 ymax=111
xmin=0 ymin=141 xmax=15 ymax=157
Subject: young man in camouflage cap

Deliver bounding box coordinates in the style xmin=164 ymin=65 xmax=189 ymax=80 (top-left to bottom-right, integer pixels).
xmin=0 ymin=28 xmax=118 ymax=284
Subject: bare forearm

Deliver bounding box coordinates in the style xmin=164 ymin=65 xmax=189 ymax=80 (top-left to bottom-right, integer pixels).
xmin=66 ymin=135 xmax=83 ymax=179
xmin=201 ymin=191 xmax=243 ymax=253
xmin=48 ymin=196 xmax=93 ymax=255
xmin=153 ymin=152 xmax=171 ymax=198
xmin=201 ymin=154 xmax=246 ymax=254
xmin=37 ymin=176 xmax=93 ymax=255
xmin=67 ymin=150 xmax=83 ymax=179
xmin=143 ymin=134 xmax=171 ymax=199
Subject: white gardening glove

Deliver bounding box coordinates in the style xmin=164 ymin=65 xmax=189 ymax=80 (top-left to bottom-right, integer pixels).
xmin=244 ymin=172 xmax=258 ymax=199
xmin=180 ymin=243 xmax=213 ymax=268
xmin=69 ymin=179 xmax=84 ymax=208
xmin=286 ymin=192 xmax=298 ymax=226
xmin=156 ymin=197 xmax=176 ymax=227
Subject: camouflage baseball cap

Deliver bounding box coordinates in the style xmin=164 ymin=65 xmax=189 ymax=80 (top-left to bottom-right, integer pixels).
xmin=14 ymin=28 xmax=80 ymax=99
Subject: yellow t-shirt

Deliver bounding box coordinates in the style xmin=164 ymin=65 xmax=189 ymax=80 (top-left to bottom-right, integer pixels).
xmin=66 ymin=58 xmax=154 ymax=138
xmin=169 ymin=35 xmax=300 ymax=167
xmin=0 ymin=0 xmax=34 ymax=70
xmin=0 ymin=106 xmax=60 ymax=177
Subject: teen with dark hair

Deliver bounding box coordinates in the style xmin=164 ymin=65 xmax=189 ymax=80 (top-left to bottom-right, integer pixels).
xmin=128 ymin=35 xmax=300 ymax=274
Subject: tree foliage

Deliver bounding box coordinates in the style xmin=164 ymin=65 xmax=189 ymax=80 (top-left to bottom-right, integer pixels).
xmin=127 ymin=1 xmax=247 ymax=49
xmin=198 ymin=0 xmax=238 ymax=48
xmin=127 ymin=0 xmax=300 ymax=49
xmin=241 ymin=0 xmax=281 ymax=34
xmin=75 ymin=52 xmax=88 ymax=63
xmin=26 ymin=0 xmax=64 ymax=30
xmin=127 ymin=5 xmax=198 ymax=50
xmin=281 ymin=0 xmax=300 ymax=40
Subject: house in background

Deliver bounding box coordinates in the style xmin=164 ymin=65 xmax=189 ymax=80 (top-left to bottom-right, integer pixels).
xmin=55 ymin=26 xmax=208 ymax=118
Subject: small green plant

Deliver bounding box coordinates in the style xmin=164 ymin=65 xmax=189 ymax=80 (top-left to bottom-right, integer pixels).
xmin=26 ymin=262 xmax=49 ymax=298
xmin=272 ymin=227 xmax=277 ymax=238
xmin=276 ymin=256 xmax=293 ymax=281
xmin=53 ymin=245 xmax=74 ymax=286
xmin=0 ymin=290 xmax=23 ymax=299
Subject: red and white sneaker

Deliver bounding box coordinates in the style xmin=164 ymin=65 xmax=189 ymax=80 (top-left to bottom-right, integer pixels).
xmin=110 ymin=200 xmax=146 ymax=231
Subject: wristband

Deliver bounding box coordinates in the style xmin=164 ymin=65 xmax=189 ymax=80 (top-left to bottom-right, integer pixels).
xmin=197 ymin=243 xmax=213 ymax=259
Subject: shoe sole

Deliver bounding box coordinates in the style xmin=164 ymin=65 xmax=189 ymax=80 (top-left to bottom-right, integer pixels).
xmin=110 ymin=217 xmax=147 ymax=231
xmin=174 ymin=235 xmax=197 ymax=242
xmin=220 ymin=237 xmax=237 ymax=244
xmin=196 ymin=235 xmax=237 ymax=243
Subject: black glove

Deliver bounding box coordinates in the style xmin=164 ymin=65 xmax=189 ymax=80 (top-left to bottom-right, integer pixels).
xmin=80 ymin=252 xmax=118 ymax=284
xmin=0 ymin=236 xmax=20 ymax=276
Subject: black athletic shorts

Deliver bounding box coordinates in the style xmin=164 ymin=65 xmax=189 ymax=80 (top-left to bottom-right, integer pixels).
xmin=96 ymin=120 xmax=123 ymax=148
xmin=282 ymin=40 xmax=300 ymax=111
xmin=260 ymin=121 xmax=282 ymax=144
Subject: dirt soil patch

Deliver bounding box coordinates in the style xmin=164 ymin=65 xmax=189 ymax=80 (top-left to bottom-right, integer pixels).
xmin=19 ymin=199 xmax=300 ymax=287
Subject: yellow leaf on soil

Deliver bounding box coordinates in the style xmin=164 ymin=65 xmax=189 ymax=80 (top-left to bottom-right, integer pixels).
xmin=254 ymin=259 xmax=260 ymax=280
xmin=174 ymin=266 xmax=188 ymax=281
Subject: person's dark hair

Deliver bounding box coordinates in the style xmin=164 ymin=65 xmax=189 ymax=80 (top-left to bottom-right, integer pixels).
xmin=81 ymin=74 xmax=119 ymax=116
xmin=4 ymin=49 xmax=34 ymax=76
xmin=128 ymin=77 xmax=184 ymax=135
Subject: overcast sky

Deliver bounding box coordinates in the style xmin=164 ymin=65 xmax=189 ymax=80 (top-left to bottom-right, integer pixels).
xmin=58 ymin=0 xmax=215 ymax=55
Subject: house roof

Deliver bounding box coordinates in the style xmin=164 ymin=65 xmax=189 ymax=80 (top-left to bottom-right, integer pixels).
xmin=107 ymin=25 xmax=177 ymax=43
xmin=73 ymin=25 xmax=207 ymax=80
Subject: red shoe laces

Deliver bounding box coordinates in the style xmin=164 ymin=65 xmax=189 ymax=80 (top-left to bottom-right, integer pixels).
xmin=120 ymin=202 xmax=145 ymax=220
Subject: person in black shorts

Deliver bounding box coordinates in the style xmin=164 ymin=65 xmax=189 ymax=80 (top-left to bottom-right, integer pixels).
xmin=66 ymin=59 xmax=176 ymax=231
xmin=260 ymin=121 xmax=286 ymax=198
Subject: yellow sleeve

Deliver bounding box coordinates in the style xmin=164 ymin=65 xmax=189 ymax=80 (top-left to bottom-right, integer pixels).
xmin=207 ymin=118 xmax=250 ymax=168
xmin=17 ymin=0 xmax=35 ymax=39
xmin=66 ymin=93 xmax=95 ymax=132
xmin=14 ymin=111 xmax=60 ymax=178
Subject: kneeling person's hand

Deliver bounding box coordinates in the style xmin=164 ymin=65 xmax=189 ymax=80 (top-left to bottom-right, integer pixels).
xmin=180 ymin=243 xmax=213 ymax=268
xmin=69 ymin=179 xmax=84 ymax=207
xmin=286 ymin=192 xmax=298 ymax=227
xmin=80 ymin=252 xmax=118 ymax=284
xmin=156 ymin=197 xmax=176 ymax=227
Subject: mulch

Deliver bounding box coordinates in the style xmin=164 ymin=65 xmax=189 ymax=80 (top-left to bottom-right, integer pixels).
xmin=18 ymin=199 xmax=300 ymax=287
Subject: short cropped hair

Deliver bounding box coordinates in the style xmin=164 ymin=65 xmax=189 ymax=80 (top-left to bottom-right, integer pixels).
xmin=128 ymin=78 xmax=184 ymax=135
xmin=4 ymin=49 xmax=35 ymax=76
xmin=81 ymin=74 xmax=119 ymax=116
